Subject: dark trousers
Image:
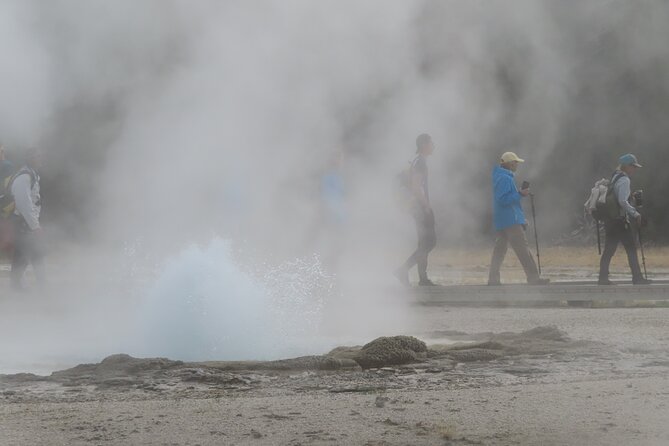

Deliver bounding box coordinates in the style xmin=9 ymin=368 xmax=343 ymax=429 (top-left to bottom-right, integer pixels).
xmin=403 ymin=208 xmax=436 ymax=281
xmin=488 ymin=224 xmax=540 ymax=284
xmin=599 ymin=219 xmax=642 ymax=281
xmin=10 ymin=218 xmax=45 ymax=288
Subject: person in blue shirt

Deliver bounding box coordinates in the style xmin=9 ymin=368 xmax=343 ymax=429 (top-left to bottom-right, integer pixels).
xmin=488 ymin=152 xmax=549 ymax=286
xmin=321 ymin=153 xmax=346 ymax=227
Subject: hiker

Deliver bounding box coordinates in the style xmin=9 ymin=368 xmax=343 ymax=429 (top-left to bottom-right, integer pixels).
xmin=321 ymin=149 xmax=347 ymax=229
xmin=395 ymin=133 xmax=437 ymax=286
xmin=488 ymin=152 xmax=549 ymax=286
xmin=0 ymin=145 xmax=15 ymax=252
xmin=10 ymin=148 xmax=45 ymax=290
xmin=316 ymin=149 xmax=347 ymax=271
xmin=598 ymin=154 xmax=652 ymax=285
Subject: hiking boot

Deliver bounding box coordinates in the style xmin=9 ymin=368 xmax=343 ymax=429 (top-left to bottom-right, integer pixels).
xmin=393 ymin=268 xmax=410 ymax=287
xmin=418 ymin=278 xmax=438 ymax=287
xmin=633 ymin=278 xmax=653 ymax=285
xmin=528 ymin=278 xmax=550 ymax=285
xmin=598 ymin=279 xmax=616 ymax=286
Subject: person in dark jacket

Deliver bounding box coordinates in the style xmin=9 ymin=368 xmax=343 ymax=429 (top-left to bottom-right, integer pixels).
xmin=488 ymin=152 xmax=549 ymax=286
xmin=0 ymin=145 xmax=15 ymax=253
xmin=598 ymin=153 xmax=651 ymax=285
xmin=395 ymin=133 xmax=437 ymax=286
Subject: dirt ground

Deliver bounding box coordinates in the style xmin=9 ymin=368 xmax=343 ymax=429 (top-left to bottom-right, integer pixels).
xmin=3 ymin=377 xmax=668 ymax=445
xmin=2 ymin=307 xmax=669 ymax=445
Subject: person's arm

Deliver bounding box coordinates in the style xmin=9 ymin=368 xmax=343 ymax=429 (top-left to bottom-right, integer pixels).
xmin=11 ymin=174 xmax=40 ymax=230
xmin=495 ymin=176 xmax=522 ymax=206
xmin=614 ymin=176 xmax=640 ymax=220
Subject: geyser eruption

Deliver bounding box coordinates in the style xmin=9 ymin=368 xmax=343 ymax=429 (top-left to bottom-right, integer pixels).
xmin=138 ymin=239 xmax=331 ymax=361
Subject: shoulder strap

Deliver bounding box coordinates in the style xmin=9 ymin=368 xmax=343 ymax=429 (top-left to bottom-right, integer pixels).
xmin=607 ymin=172 xmax=625 ymax=196
xmin=610 ymin=171 xmax=625 ymax=186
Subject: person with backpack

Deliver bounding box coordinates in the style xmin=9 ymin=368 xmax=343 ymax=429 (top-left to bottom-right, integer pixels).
xmin=0 ymin=145 xmax=16 ymax=253
xmin=598 ymin=153 xmax=652 ymax=285
xmin=9 ymin=148 xmax=45 ymax=290
xmin=395 ymin=133 xmax=437 ymax=287
xmin=488 ymin=152 xmax=549 ymax=286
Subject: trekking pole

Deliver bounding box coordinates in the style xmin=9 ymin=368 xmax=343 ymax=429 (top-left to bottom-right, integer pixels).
xmin=529 ymin=193 xmax=541 ymax=275
xmin=638 ymin=225 xmax=648 ymax=280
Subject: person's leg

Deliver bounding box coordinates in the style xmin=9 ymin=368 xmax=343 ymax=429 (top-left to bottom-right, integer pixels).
xmin=488 ymin=230 xmax=509 ymax=285
xmin=27 ymin=232 xmax=46 ymax=286
xmin=425 ymin=210 xmax=437 ymax=255
xmin=506 ymin=225 xmax=541 ymax=283
xmin=619 ymin=223 xmax=643 ymax=282
xmin=599 ymin=220 xmax=621 ymax=283
xmin=10 ymin=231 xmax=29 ymax=290
xmin=396 ymin=210 xmax=424 ymax=285
xmin=417 ymin=210 xmax=436 ymax=283
xmin=0 ymin=218 xmax=13 ymax=252
xmin=402 ymin=211 xmax=424 ymax=270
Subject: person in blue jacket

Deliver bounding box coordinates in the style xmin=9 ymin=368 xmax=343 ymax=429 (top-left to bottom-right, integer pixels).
xmin=488 ymin=152 xmax=549 ymax=286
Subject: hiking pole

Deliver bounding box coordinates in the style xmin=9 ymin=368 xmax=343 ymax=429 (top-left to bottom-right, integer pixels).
xmin=529 ymin=193 xmax=541 ymax=275
xmin=638 ymin=224 xmax=648 ymax=280
xmin=633 ymin=191 xmax=648 ymax=279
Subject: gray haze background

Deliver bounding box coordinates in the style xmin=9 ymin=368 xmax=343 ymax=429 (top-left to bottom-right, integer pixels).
xmin=2 ymin=0 xmax=669 ymax=261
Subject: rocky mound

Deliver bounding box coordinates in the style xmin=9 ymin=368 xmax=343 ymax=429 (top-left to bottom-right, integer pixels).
xmin=51 ymin=354 xmax=183 ymax=380
xmin=351 ymin=336 xmax=428 ymax=369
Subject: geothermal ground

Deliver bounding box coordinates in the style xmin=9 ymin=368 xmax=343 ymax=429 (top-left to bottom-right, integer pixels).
xmin=1 ymin=249 xmax=669 ymax=445
xmin=2 ymin=308 xmax=669 ymax=445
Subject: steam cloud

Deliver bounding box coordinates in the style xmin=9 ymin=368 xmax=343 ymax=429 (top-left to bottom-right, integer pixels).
xmin=1 ymin=1 xmax=669 ymax=369
xmin=3 ymin=0 xmax=669 ymax=247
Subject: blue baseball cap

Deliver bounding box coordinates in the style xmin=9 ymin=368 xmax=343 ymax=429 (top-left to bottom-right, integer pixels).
xmin=618 ymin=153 xmax=642 ymax=168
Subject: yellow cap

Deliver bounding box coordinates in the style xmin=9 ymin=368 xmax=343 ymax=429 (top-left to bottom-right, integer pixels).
xmin=500 ymin=152 xmax=524 ymax=163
